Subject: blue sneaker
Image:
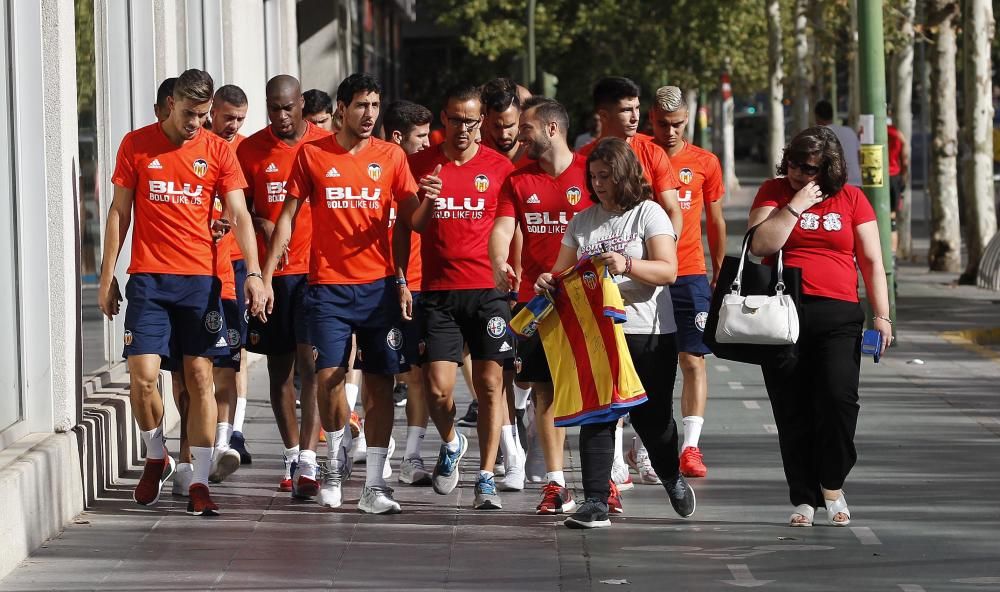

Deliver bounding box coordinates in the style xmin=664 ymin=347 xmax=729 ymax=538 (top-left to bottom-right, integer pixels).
xmin=473 ymin=474 xmax=502 ymax=510
xmin=230 ymin=431 xmax=252 ymax=465
xmin=432 ymin=433 xmax=468 ymax=495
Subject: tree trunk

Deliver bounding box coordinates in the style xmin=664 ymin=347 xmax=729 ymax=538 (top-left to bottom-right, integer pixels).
xmin=792 ymin=0 xmax=811 ymax=133
xmin=721 ymin=61 xmax=739 ymax=193
xmin=928 ymin=1 xmax=962 ymax=272
xmin=959 ymin=0 xmax=997 ymax=282
xmin=766 ymin=0 xmax=785 ymax=169
xmin=896 ymin=0 xmax=916 ymax=260
xmin=685 ymin=88 xmax=698 ymax=143
xmin=811 ymin=0 xmax=825 ymax=107
xmin=848 ymin=0 xmax=860 ymax=127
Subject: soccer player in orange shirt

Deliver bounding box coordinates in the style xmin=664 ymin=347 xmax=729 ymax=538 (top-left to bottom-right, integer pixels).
xmin=383 ymin=99 xmax=438 ymax=487
xmin=303 ymin=89 xmax=335 ymax=132
xmin=578 ymin=76 xmax=685 ymax=489
xmin=262 ymin=74 xmax=433 ymax=514
xmin=650 ymin=86 xmax=727 ymax=479
xmin=98 ymin=69 xmax=265 ymax=516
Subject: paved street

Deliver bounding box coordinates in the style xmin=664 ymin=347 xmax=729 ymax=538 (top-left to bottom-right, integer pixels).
xmin=3 ymin=173 xmax=999 ymax=591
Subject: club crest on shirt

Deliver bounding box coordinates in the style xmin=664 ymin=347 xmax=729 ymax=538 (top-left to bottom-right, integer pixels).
xmin=213 ymin=197 xmax=224 ymax=212
xmin=249 ymin=331 xmax=260 ymax=346
xmin=123 ymin=330 xmax=133 ymax=346
xmin=193 ymin=158 xmax=208 ymax=178
xmin=679 ymin=168 xmax=694 ymax=185
xmin=474 ymin=174 xmax=490 ymax=193
xmin=367 ymin=163 xmax=382 ymax=181
xmin=204 ymin=310 xmax=223 ymax=334
xmin=582 ymin=271 xmax=598 ymax=290
xmin=566 ymin=186 xmax=582 ymax=205
xmin=486 ymin=316 xmax=507 ymax=338
xmin=386 ymin=327 xmax=403 ymax=351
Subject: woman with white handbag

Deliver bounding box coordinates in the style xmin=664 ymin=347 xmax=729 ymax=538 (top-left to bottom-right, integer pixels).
xmin=747 ymin=126 xmax=891 ymax=528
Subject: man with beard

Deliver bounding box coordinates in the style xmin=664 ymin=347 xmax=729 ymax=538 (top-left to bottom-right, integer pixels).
xmin=238 ymin=75 xmax=332 ymax=496
xmin=262 ymin=73 xmax=433 ymax=514
xmin=407 ymin=84 xmax=516 ymax=510
xmin=489 ymin=96 xmax=589 ymax=514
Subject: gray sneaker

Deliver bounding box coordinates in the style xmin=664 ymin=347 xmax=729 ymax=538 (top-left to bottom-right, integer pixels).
xmin=358 ymin=485 xmax=402 ymax=514
xmin=666 ymin=473 xmax=697 ymax=518
xmin=432 ymin=433 xmax=468 ymax=495
xmin=473 ymin=474 xmax=503 ymax=510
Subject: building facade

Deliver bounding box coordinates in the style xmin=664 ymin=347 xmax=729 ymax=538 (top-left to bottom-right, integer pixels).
xmin=0 ymin=0 xmax=414 ymax=579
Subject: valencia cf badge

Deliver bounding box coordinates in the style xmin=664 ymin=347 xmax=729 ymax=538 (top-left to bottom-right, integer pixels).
xmin=123 ymin=330 xmax=133 ymax=346
xmin=249 ymin=331 xmax=261 ymax=346
xmin=193 ymin=158 xmax=209 ymax=178
xmin=566 ymin=186 xmax=582 ymax=205
xmin=474 ymin=174 xmax=490 ymax=193
xmin=582 ymin=271 xmax=598 ymax=290
xmin=679 ymin=168 xmax=694 ymax=185
xmin=367 ymin=163 xmax=382 ymax=181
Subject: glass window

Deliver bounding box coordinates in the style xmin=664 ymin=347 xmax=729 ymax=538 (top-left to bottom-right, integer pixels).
xmin=0 ymin=1 xmax=24 ymax=433
xmin=75 ymin=0 xmax=106 ymax=374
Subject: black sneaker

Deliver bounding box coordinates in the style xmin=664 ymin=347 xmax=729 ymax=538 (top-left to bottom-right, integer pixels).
xmin=393 ymin=382 xmax=408 ymax=407
xmin=564 ymin=498 xmax=611 ymax=529
xmin=665 ymin=473 xmax=696 ymax=518
xmin=456 ymin=401 xmax=479 ymax=427
xmin=230 ymin=431 xmax=252 ymax=465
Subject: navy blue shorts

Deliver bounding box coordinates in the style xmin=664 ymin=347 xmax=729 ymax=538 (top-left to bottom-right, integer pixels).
xmin=306 ymin=277 xmax=407 ymax=374
xmin=160 ymin=299 xmax=243 ymax=372
xmin=247 ymin=273 xmax=309 ymax=355
xmin=400 ymin=291 xmax=424 ymax=368
xmin=232 ymin=258 xmax=248 ymax=346
xmin=123 ymin=273 xmax=230 ymax=361
xmin=669 ymin=274 xmax=712 ymax=355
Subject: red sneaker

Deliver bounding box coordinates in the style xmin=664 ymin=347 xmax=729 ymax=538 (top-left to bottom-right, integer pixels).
xmin=607 ymin=480 xmax=625 ymax=514
xmin=536 ymin=482 xmax=577 ymax=514
xmin=186 ymin=483 xmax=220 ymax=516
xmin=133 ymin=455 xmax=175 ymax=506
xmin=679 ymin=446 xmax=708 ymax=478
xmin=349 ymin=412 xmax=362 ymax=438
xmin=292 ymin=471 xmax=319 ymax=499
xmin=278 ymin=477 xmax=293 ymax=492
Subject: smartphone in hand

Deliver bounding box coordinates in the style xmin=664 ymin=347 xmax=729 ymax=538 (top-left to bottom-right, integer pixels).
xmin=861 ymin=329 xmax=882 ymax=363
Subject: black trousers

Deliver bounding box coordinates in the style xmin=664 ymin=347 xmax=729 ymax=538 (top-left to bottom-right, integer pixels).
xmin=579 ymin=333 xmax=679 ymax=501
xmin=761 ymin=297 xmax=864 ymax=508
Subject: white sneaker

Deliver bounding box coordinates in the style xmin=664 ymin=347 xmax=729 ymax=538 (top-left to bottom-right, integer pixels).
xmin=352 ymin=431 xmax=368 ymax=464
xmin=398 ymin=457 xmax=432 ymax=485
xmin=382 ymin=436 xmax=395 ymax=480
xmin=358 ymin=485 xmax=402 ymax=514
xmin=611 ymin=458 xmax=635 ymax=491
xmin=172 ymin=462 xmax=194 ymax=497
xmin=499 ymin=448 xmax=525 ymax=491
xmin=209 ymin=448 xmax=241 ymax=483
xmin=318 ymin=468 xmax=343 ymax=508
xmin=626 ymin=436 xmax=661 ymax=485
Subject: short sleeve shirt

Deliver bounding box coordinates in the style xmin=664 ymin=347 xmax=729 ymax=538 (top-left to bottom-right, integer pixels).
xmin=577 ymin=134 xmax=681 ymax=194
xmin=112 ymin=124 xmax=247 ymax=276
xmin=751 ymin=178 xmax=876 ymax=302
xmin=562 ymin=200 xmax=677 ymax=334
xmin=665 ymin=142 xmax=724 ymax=277
xmin=285 ymin=136 xmax=419 ymax=285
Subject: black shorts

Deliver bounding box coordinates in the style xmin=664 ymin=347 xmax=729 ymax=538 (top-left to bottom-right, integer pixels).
xmin=247 ymin=274 xmax=309 ymax=355
xmin=512 ymin=302 xmax=551 ymax=383
xmin=401 ymin=291 xmax=424 ymax=368
xmin=421 ymin=288 xmax=515 ymax=364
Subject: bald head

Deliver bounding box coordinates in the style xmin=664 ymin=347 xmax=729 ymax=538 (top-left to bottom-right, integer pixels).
xmin=516 ymin=84 xmax=532 ymax=105
xmin=265 ymin=75 xmax=305 ymax=140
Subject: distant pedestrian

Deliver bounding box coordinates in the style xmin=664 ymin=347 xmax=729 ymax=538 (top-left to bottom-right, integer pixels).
xmin=887 ymin=112 xmax=908 ymax=254
xmin=814 ymin=100 xmax=861 ymax=187
xmin=747 ymin=126 xmax=891 ymax=527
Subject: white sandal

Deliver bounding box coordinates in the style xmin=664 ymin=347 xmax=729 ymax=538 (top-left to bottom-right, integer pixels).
xmin=824 ymin=492 xmax=851 ymax=526
xmin=789 ymin=504 xmax=814 ymax=527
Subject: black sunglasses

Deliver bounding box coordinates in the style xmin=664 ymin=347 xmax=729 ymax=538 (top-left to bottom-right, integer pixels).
xmin=788 ymin=161 xmax=820 ymax=176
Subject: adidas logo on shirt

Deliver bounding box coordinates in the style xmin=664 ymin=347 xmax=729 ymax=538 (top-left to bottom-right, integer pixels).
xmin=265 ymin=162 xmax=279 ymax=173
xmin=147 ymin=159 xmax=163 ymax=169
xmin=326 ymin=167 xmax=341 ymax=178
xmin=527 ymin=193 xmax=541 ymax=204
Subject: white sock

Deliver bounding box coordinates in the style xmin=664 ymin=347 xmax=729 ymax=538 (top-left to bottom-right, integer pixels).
xmin=191 ymin=446 xmax=212 ymax=485
xmin=298 ymin=449 xmax=318 ymax=479
xmin=682 ymin=416 xmax=705 ymax=450
xmin=214 ymin=422 xmax=233 ymax=450
xmin=478 ymin=470 xmax=494 ymax=481
xmin=613 ymin=424 xmax=625 ymax=466
xmin=512 ymin=384 xmax=532 ymax=409
xmin=445 ymin=433 xmax=461 ymax=453
xmin=545 ymin=470 xmax=566 ymax=487
xmin=405 ymin=426 xmax=426 ymax=460
xmin=282 ymin=446 xmax=300 ymax=478
xmin=345 ymin=383 xmax=360 ymax=411
xmin=500 ymin=424 xmax=518 ymax=467
xmin=326 ymin=429 xmax=346 ymax=470
xmin=233 ymin=398 xmax=247 ymax=433
xmin=366 ymin=447 xmax=389 ymax=488
xmin=140 ymin=426 xmax=165 ymax=460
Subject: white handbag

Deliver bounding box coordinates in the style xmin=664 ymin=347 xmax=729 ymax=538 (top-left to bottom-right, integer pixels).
xmin=715 ymin=237 xmax=800 ymax=345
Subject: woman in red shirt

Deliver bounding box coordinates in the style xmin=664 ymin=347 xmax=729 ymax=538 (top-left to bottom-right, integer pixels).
xmin=748 ymin=126 xmax=891 ymax=528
